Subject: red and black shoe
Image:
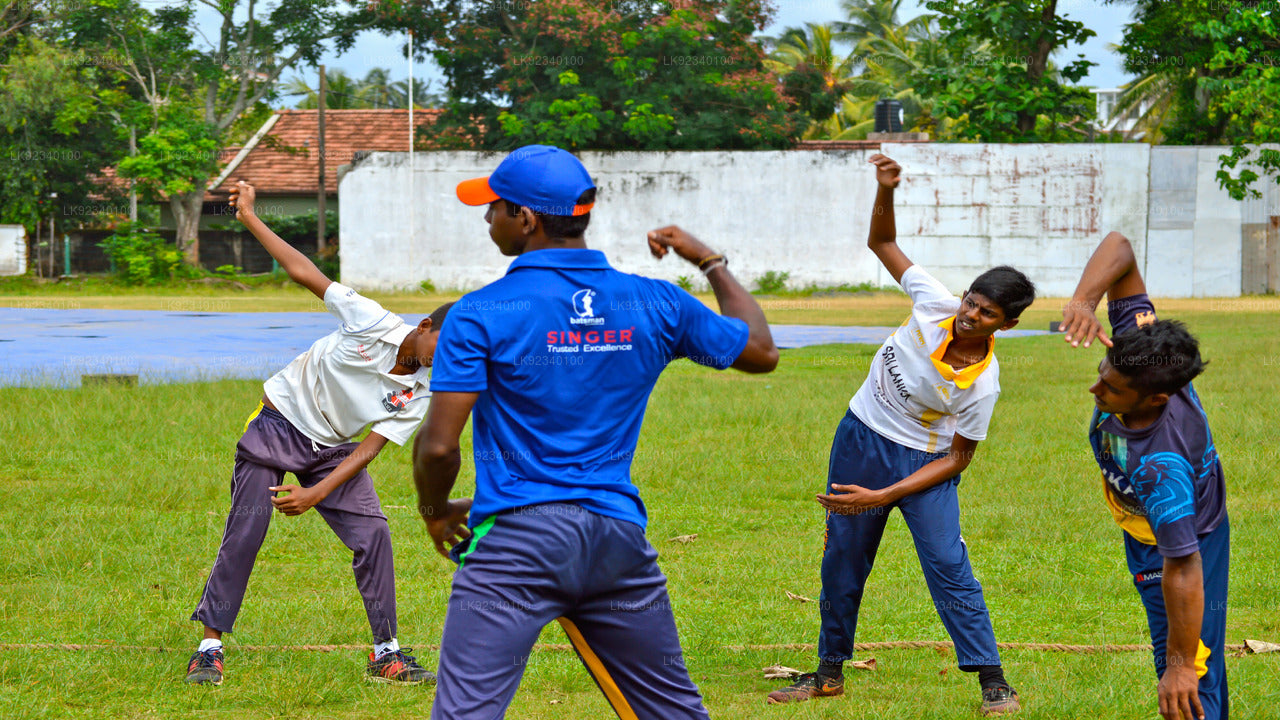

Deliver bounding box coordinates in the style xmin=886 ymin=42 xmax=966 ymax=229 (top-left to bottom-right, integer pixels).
xmin=366 ymin=648 xmax=436 ymax=685
xmin=766 ymin=671 xmax=844 ymax=704
xmin=980 ymin=685 xmax=1022 ymax=715
xmin=184 ymin=647 xmax=224 ymax=685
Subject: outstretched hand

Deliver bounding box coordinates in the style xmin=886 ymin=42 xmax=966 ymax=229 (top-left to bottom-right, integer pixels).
xmin=647 ymin=225 xmax=716 ymax=267
xmin=869 ymin=154 xmax=901 ymax=189
xmin=229 ymin=180 xmax=256 ymax=222
xmin=1061 ymin=300 xmax=1113 ymax=348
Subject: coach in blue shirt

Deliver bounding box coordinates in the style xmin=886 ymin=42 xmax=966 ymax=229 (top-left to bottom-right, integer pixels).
xmin=414 ymin=145 xmax=778 ymax=719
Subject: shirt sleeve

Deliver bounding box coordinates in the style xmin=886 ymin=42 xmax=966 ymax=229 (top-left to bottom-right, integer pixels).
xmin=369 ymin=392 xmax=431 ymax=446
xmin=1129 ymin=451 xmax=1199 ymax=557
xmin=669 ymin=287 xmax=750 ymax=370
xmin=428 ymin=296 xmax=490 ymax=392
xmin=324 ymin=282 xmax=399 ymax=340
xmin=954 ymin=389 xmax=999 ymax=442
xmin=900 ymin=265 xmax=956 ymax=308
xmin=1107 ymin=293 xmax=1157 ymax=337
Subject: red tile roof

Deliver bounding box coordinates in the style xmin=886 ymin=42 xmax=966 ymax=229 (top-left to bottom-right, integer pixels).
xmin=208 ymin=108 xmax=444 ymax=199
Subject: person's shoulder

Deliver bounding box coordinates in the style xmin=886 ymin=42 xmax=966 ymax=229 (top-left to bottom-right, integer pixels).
xmin=967 ymin=364 xmax=1001 ymax=398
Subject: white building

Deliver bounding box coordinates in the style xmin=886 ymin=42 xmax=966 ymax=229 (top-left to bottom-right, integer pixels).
xmin=1091 ymin=88 xmax=1152 ymax=138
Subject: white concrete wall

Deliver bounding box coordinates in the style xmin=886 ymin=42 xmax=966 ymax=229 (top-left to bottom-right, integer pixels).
xmin=339 ymin=144 xmax=1248 ymax=297
xmin=0 ymin=224 xmax=27 ymax=276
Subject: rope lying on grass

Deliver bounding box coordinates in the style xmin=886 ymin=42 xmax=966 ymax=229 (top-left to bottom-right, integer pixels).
xmin=0 ymin=641 xmax=1253 ymax=654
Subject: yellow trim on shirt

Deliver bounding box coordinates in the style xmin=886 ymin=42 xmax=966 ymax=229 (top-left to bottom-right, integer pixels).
xmin=930 ymin=317 xmax=994 ymax=389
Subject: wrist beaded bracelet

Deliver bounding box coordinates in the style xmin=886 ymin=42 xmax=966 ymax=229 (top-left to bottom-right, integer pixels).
xmin=697 ymin=253 xmax=727 ymax=273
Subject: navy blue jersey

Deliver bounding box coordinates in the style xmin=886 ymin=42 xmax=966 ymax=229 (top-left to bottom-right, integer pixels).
xmin=1088 ymin=294 xmax=1227 ymax=558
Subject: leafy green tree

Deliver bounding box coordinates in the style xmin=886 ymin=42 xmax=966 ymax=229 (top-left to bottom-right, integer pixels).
xmin=428 ymin=0 xmax=803 ymax=150
xmin=912 ymin=0 xmax=1096 ymax=142
xmin=0 ymin=36 xmax=127 ymax=231
xmin=1105 ymin=0 xmax=1231 ymax=145
xmin=61 ymin=0 xmax=441 ymax=264
xmin=1196 ymin=4 xmax=1280 ymax=199
xmin=1106 ymin=0 xmax=1279 ymax=198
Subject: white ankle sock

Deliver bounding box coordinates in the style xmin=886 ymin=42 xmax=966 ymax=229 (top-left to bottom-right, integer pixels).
xmin=374 ymin=638 xmax=399 ymax=657
xmin=198 ymin=638 xmax=223 ymax=653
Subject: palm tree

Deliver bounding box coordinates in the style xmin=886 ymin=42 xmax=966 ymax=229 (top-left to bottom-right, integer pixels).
xmin=833 ymin=0 xmax=908 ymax=44
xmin=283 ymin=69 xmax=370 ymax=109
xmin=766 ymin=23 xmax=860 ymax=135
xmin=805 ymin=16 xmax=954 ymax=140
xmin=1100 ymin=43 xmax=1185 ymax=142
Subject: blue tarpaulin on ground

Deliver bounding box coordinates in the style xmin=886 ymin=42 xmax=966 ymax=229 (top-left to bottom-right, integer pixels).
xmin=0 ymin=308 xmax=1047 ymax=388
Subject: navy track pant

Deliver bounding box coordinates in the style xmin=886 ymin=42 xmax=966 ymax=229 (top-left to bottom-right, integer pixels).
xmin=1126 ymin=518 xmax=1230 ymax=719
xmin=431 ymin=503 xmax=709 ymax=720
xmin=818 ymin=410 xmax=1002 ymax=670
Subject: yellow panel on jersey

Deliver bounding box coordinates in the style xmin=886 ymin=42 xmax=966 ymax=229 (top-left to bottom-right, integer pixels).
xmin=1101 ymin=475 xmax=1157 ymax=545
xmin=930 ymin=317 xmax=995 ymax=389
xmin=558 ymin=617 xmax=640 ymax=720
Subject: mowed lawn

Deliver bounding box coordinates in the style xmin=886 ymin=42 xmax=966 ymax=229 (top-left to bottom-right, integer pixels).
xmin=0 ymin=289 xmax=1278 ymax=719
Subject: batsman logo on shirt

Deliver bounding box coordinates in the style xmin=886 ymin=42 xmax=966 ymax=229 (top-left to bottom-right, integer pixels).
xmin=570 ymin=289 xmax=605 ymax=326
xmin=381 ymin=389 xmax=414 ymax=412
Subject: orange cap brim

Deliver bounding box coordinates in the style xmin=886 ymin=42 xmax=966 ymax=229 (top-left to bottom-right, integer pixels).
xmin=456 ymin=176 xmax=500 ymax=206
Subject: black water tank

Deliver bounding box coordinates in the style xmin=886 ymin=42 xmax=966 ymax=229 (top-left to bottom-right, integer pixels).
xmin=874 ymin=99 xmax=904 ymax=133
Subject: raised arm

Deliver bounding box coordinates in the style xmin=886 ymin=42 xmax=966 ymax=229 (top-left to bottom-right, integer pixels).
xmin=230 ymin=180 xmax=332 ymax=300
xmin=1063 ymin=231 xmax=1148 ymax=348
xmin=866 ymin=154 xmax=913 ymax=284
xmin=646 ymin=225 xmax=778 ymax=373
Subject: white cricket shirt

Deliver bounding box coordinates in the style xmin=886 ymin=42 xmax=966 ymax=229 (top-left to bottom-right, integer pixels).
xmin=263 ymin=283 xmax=431 ymax=447
xmin=848 ymin=265 xmax=1000 ymax=453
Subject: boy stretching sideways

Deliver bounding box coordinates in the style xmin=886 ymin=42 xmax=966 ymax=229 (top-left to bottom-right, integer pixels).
xmin=184 ymin=181 xmax=450 ymax=686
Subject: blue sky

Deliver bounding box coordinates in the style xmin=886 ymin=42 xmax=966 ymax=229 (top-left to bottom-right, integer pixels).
xmin=170 ymin=0 xmax=1139 ymax=106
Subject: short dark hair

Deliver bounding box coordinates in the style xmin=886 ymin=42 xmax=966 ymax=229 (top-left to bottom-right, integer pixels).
xmin=427 ymin=301 xmax=454 ymax=332
xmin=1107 ymin=319 xmax=1207 ymax=395
xmin=966 ymin=265 xmax=1036 ymax=319
xmin=504 ymin=188 xmax=596 ymax=239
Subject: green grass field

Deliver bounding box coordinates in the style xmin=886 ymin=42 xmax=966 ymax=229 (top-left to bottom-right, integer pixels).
xmin=1 ymin=288 xmax=1278 ymax=718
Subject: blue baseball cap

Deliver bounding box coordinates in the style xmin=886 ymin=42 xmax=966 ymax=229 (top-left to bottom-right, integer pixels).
xmin=456 ymin=145 xmax=596 ymax=216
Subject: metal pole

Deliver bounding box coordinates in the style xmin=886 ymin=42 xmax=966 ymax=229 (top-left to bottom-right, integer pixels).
xmin=408 ymin=31 xmax=415 ymax=247
xmin=129 ymin=126 xmax=137 ymax=223
xmin=317 ymin=64 xmax=327 ymax=253
xmin=63 ymin=234 xmax=70 ymax=276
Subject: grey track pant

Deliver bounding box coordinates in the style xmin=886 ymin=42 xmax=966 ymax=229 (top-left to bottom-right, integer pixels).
xmin=191 ymin=404 xmax=398 ymax=642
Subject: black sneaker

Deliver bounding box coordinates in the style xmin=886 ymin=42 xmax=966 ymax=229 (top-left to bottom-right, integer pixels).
xmin=980 ymin=685 xmax=1021 ymax=715
xmin=366 ymin=648 xmax=437 ymax=685
xmin=766 ymin=671 xmax=844 ymax=704
xmin=184 ymin=647 xmax=224 ymax=685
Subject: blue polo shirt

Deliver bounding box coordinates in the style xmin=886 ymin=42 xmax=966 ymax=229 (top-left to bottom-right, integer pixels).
xmin=430 ymin=248 xmax=750 ymax=529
